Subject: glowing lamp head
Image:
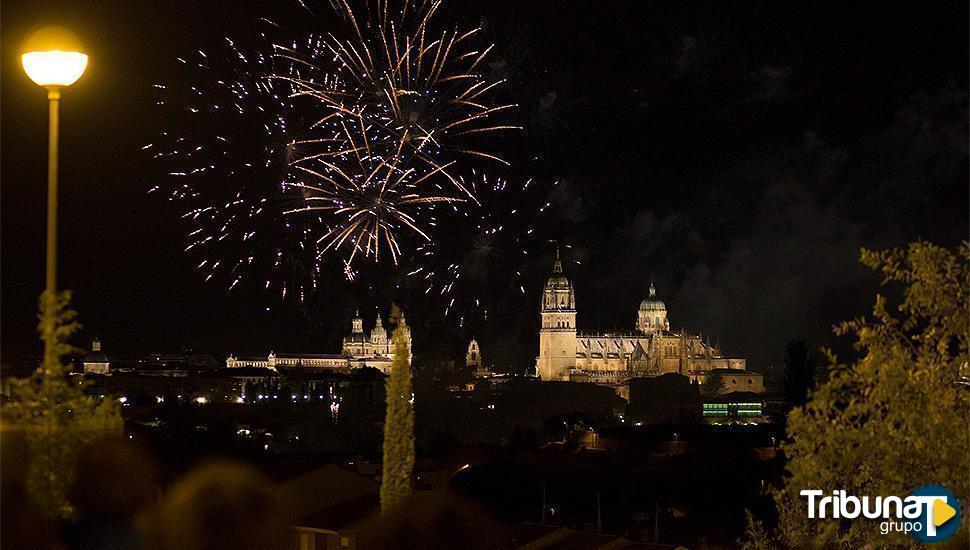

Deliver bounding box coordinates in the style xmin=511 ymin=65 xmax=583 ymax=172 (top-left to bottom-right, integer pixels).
xmin=21 ymin=26 xmax=88 ymax=87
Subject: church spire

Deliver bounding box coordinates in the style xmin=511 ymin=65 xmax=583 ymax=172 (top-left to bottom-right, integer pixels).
xmin=553 ymin=244 xmax=563 ymax=273
xmin=649 ymin=280 xmax=656 ymax=298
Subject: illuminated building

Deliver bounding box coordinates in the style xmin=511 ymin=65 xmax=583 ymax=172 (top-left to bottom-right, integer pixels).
xmin=342 ymin=309 xmax=412 ymax=364
xmin=466 ymin=339 xmax=493 ymax=377
xmin=702 ymin=392 xmax=765 ymax=419
xmin=82 ymin=338 xmax=111 ymax=375
xmin=466 ymin=339 xmax=482 ymax=370
xmin=227 ymin=308 xmax=412 ymax=375
xmin=536 ymin=253 xmax=753 ymax=387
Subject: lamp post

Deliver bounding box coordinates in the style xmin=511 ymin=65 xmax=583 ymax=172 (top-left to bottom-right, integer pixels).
xmin=21 ymin=26 xmax=88 ymax=364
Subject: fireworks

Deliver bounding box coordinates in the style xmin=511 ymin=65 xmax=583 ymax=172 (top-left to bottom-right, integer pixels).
xmin=287 ymin=0 xmax=518 ymax=176
xmin=283 ymin=147 xmax=460 ymax=265
xmin=277 ymin=0 xmax=520 ymax=263
xmin=152 ymin=0 xmax=526 ymax=308
xmin=407 ymin=171 xmax=554 ymax=326
xmin=149 ymin=34 xmax=326 ymax=300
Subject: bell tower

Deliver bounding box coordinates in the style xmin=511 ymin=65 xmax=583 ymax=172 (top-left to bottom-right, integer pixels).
xmin=466 ymin=339 xmax=482 ymax=370
xmin=536 ymin=248 xmax=577 ymax=380
xmin=351 ymin=310 xmax=363 ymax=334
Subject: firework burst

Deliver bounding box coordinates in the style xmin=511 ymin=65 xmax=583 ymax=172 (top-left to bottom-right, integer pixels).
xmin=289 ymin=0 xmax=519 ymax=179
xmin=152 ymin=0 xmax=522 ymax=305
xmin=273 ymin=0 xmax=519 ymax=263
xmin=283 ymin=137 xmax=460 ymax=265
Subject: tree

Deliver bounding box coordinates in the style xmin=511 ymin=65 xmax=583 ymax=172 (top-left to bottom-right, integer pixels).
xmin=380 ymin=305 xmax=415 ymax=513
xmin=782 ymin=340 xmax=818 ymax=409
xmin=701 ymin=371 xmax=725 ymax=399
xmin=745 ymin=243 xmax=969 ymax=548
xmin=1 ymin=292 xmax=123 ymax=518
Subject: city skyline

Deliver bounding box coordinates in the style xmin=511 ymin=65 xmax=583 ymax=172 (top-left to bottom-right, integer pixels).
xmin=2 ymin=1 xmax=967 ymax=372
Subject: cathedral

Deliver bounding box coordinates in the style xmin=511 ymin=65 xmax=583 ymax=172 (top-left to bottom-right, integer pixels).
xmin=341 ymin=309 xmax=413 ymax=364
xmin=536 ymin=251 xmax=747 ymax=383
xmin=227 ymin=309 xmax=412 ymax=374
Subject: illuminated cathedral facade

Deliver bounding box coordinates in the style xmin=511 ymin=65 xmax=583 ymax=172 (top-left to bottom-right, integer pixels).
xmin=341 ymin=309 xmax=413 ymax=364
xmin=536 ymin=252 xmax=747 ymax=383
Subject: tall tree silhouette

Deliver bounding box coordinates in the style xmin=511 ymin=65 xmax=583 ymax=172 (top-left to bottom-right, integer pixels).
xmin=380 ymin=305 xmax=415 ymax=513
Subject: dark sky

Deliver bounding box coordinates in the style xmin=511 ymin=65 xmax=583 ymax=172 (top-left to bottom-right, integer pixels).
xmin=3 ymin=1 xmax=967 ymax=370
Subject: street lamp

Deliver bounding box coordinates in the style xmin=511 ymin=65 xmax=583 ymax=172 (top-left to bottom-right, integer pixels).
xmin=21 ymin=25 xmax=88 ymax=364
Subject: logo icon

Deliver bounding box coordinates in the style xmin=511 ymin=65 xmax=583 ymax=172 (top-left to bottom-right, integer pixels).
xmin=912 ymin=485 xmax=960 ymax=543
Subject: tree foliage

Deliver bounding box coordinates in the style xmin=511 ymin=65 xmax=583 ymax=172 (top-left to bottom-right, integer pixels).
xmin=746 ymin=242 xmax=969 ymax=548
xmin=380 ymin=305 xmax=415 ymax=513
xmin=1 ymin=292 xmax=123 ymax=518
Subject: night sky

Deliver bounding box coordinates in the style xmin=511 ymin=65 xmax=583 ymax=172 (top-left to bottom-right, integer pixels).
xmin=2 ymin=1 xmax=967 ymax=371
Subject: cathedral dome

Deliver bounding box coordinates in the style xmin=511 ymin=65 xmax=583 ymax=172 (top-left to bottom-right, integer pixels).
xmin=638 ymin=283 xmax=666 ymax=312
